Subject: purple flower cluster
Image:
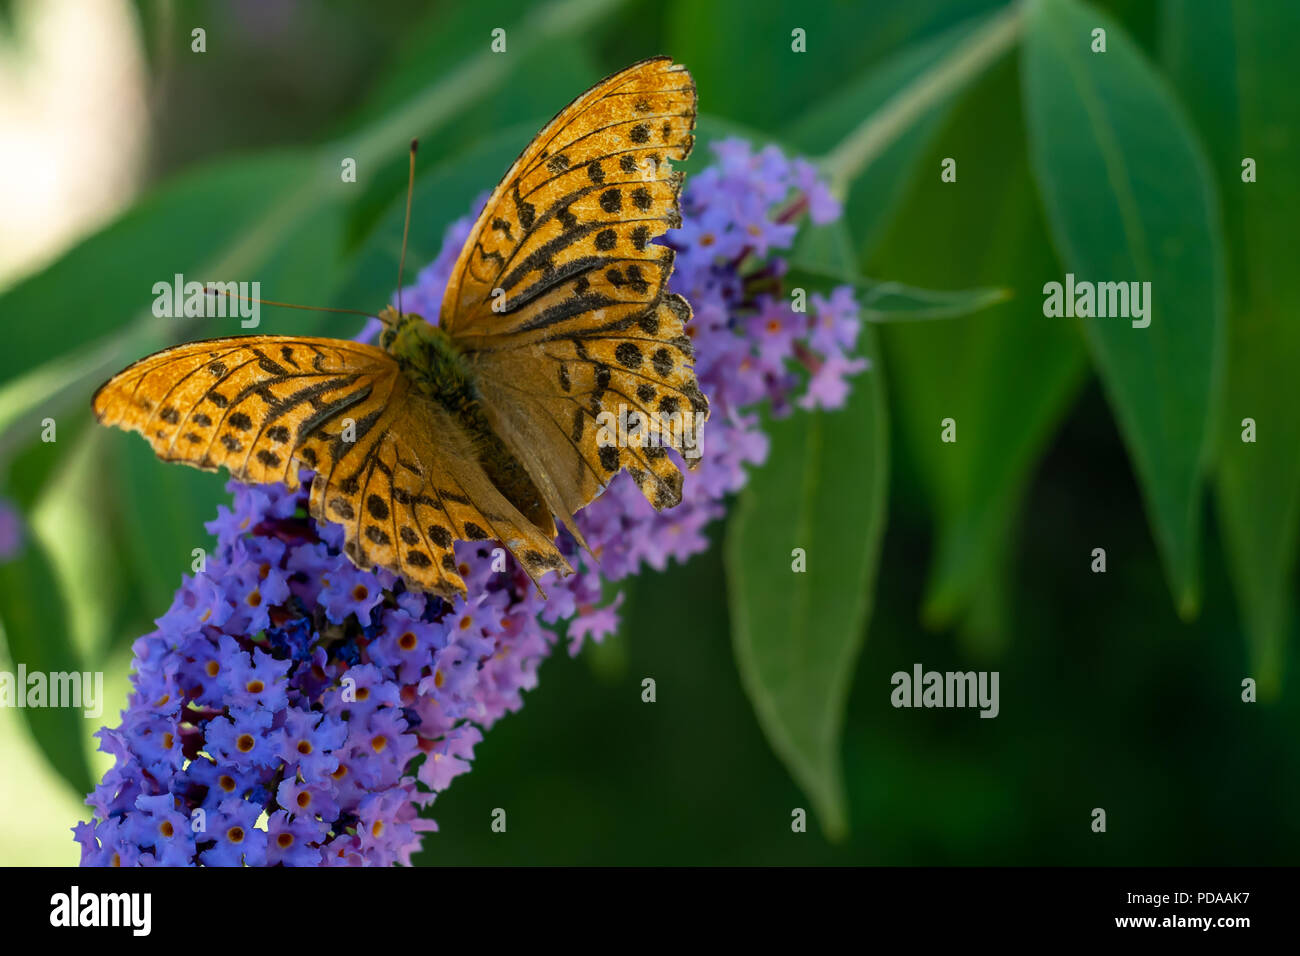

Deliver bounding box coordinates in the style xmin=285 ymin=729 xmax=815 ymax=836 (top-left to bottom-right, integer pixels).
xmin=75 ymin=139 xmax=867 ymax=865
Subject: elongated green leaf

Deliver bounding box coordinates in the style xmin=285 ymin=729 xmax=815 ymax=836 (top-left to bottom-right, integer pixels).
xmin=871 ymin=58 xmax=1088 ymax=647
xmin=787 ymin=224 xmax=1009 ymax=324
xmin=725 ymin=326 xmax=888 ymax=840
xmin=1022 ymin=0 xmax=1225 ymax=618
xmin=787 ymin=269 xmax=1010 ymax=323
xmin=1162 ymin=0 xmax=1300 ymax=694
xmin=0 ymin=537 xmax=94 ymax=797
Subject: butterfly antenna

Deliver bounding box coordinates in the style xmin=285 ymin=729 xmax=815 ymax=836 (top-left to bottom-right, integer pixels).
xmin=396 ymin=138 xmax=418 ymax=317
xmin=204 ymin=287 xmax=380 ymax=320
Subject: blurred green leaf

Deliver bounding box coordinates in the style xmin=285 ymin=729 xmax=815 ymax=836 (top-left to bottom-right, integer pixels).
xmin=113 ymin=437 xmax=227 ymax=630
xmin=1162 ymin=0 xmax=1300 ymax=694
xmin=788 ymin=222 xmax=1010 ymax=323
xmin=0 ymin=537 xmax=94 ymax=797
xmin=1022 ymin=0 xmax=1225 ymax=618
xmin=815 ymin=4 xmax=1024 ymax=196
xmin=1 ymin=414 xmax=89 ymax=510
xmin=0 ymin=154 xmax=313 ymax=388
xmin=334 ymin=123 xmax=545 ymax=310
xmin=338 ymin=0 xmax=614 ymax=137
xmin=340 ymin=36 xmax=600 ymax=249
xmin=870 ymin=58 xmax=1087 ymax=646
xmin=666 ymin=0 xmax=1006 ymax=133
xmin=32 ymin=429 xmax=124 ymax=667
xmin=790 ymin=8 xmax=1018 ymax=259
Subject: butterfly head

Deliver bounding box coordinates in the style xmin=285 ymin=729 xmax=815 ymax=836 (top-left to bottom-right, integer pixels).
xmin=377 ymin=305 xmax=433 ymax=351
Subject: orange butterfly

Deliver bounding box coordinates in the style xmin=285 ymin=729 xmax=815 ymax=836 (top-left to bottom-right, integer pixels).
xmin=93 ymin=57 xmax=706 ymax=599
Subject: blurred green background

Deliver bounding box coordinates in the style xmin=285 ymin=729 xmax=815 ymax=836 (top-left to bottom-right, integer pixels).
xmin=0 ymin=0 xmax=1296 ymax=865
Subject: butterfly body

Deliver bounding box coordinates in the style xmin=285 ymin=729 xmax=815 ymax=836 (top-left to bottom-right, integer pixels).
xmin=94 ymin=57 xmax=702 ymax=599
xmin=377 ymin=306 xmax=555 ymax=535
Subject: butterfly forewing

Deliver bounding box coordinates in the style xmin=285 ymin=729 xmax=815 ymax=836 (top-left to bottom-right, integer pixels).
xmin=93 ymin=336 xmax=570 ymax=598
xmin=91 ymin=337 xmax=389 ymax=486
xmin=440 ymin=56 xmax=696 ymax=343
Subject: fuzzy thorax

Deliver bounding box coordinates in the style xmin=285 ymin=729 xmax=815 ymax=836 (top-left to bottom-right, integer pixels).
xmin=378 ymin=307 xmax=477 ymax=413
xmin=377 ymin=306 xmax=551 ymax=531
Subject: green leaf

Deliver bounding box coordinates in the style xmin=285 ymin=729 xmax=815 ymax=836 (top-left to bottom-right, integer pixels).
xmin=666 ymin=0 xmax=1007 ymax=134
xmin=1022 ymin=0 xmax=1225 ymax=618
xmin=112 ymin=436 xmax=227 ymax=629
xmin=725 ymin=327 xmax=888 ymax=840
xmin=787 ymin=222 xmax=1010 ymax=323
xmin=790 ymin=8 xmax=1021 ymax=259
xmin=1162 ymin=0 xmax=1300 ymax=693
xmin=339 ymin=35 xmax=601 ymax=250
xmin=0 ymin=154 xmax=314 ymax=389
xmin=334 ymin=123 xmax=547 ymax=310
xmin=870 ymin=57 xmax=1088 ymax=646
xmin=0 ymin=536 xmax=94 ymax=797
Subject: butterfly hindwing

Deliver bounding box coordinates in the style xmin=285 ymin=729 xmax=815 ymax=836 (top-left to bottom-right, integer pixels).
xmin=93 ymin=335 xmax=569 ymax=598
xmin=470 ymin=293 xmax=707 ymax=528
xmin=301 ymin=372 xmax=571 ymax=596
